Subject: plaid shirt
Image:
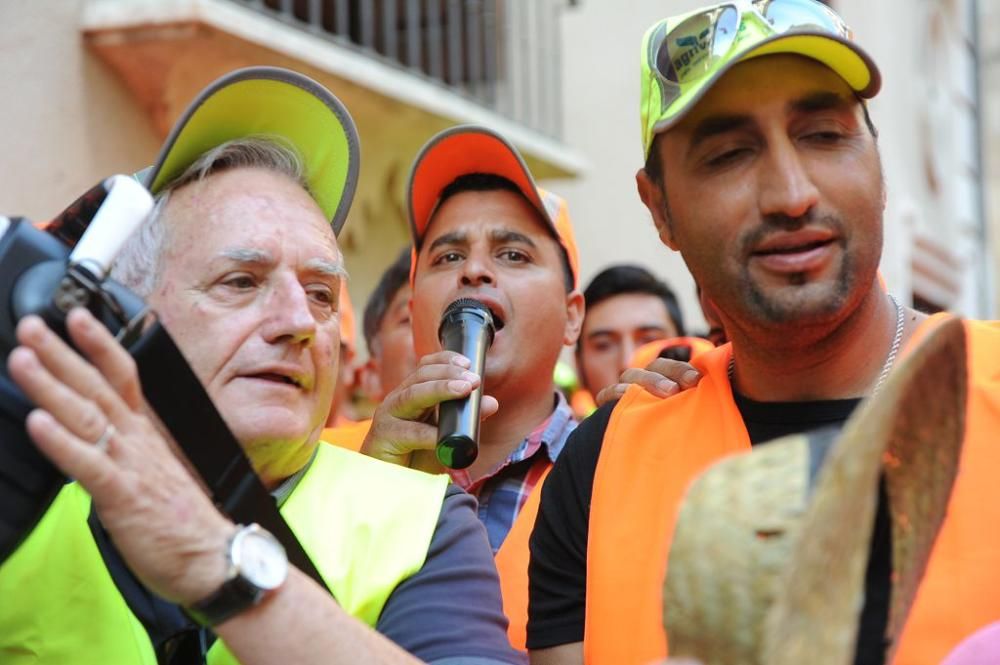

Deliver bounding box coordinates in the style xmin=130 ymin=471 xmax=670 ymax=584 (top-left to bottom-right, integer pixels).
xmin=448 ymin=392 xmax=578 ymax=553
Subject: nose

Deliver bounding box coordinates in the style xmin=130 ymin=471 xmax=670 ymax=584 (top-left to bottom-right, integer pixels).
xmin=619 ymin=338 xmax=637 ymax=374
xmin=758 ymin=138 xmax=820 ymax=220
xmin=261 ymin=274 xmax=317 ymax=347
xmin=459 ymin=250 xmax=496 ymax=287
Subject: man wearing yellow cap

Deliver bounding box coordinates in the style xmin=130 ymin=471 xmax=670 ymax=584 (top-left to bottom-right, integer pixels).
xmin=0 ymin=68 xmax=521 ymax=664
xmin=527 ymin=2 xmax=1000 ymax=664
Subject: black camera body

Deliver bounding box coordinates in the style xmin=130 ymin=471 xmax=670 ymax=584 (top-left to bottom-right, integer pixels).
xmin=0 ymin=177 xmax=150 ymax=562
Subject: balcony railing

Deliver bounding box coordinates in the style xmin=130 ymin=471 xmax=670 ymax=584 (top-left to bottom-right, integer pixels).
xmin=234 ymin=0 xmax=570 ymax=140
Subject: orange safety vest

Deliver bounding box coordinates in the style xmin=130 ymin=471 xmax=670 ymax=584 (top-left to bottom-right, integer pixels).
xmin=495 ymin=464 xmax=553 ymax=651
xmin=585 ymin=316 xmax=1000 ymax=665
xmin=321 ymin=418 xmax=372 ymax=453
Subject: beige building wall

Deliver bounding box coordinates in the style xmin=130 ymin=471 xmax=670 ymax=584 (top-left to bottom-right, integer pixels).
xmin=0 ymin=2 xmax=159 ymax=222
xmin=547 ymin=0 xmax=709 ymax=332
xmin=981 ymin=0 xmax=1000 ymax=314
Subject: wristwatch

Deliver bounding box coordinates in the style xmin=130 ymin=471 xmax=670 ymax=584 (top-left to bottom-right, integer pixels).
xmin=185 ymin=523 xmax=289 ymax=627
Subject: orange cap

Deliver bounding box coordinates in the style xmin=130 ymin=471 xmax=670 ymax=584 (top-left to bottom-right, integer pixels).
xmin=407 ymin=125 xmax=580 ymax=289
xmin=338 ymin=281 xmax=356 ymax=353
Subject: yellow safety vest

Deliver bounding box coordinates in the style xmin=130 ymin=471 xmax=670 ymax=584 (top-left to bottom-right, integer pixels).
xmin=0 ymin=443 xmax=448 ymax=664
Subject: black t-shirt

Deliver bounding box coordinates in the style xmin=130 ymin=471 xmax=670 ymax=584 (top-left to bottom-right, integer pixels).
xmin=528 ymin=393 xmax=892 ymax=665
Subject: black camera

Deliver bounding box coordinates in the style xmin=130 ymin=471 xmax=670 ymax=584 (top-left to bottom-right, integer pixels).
xmin=0 ymin=176 xmax=153 ymax=561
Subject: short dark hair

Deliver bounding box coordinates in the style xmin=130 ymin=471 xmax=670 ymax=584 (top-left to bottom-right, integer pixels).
xmin=643 ymin=96 xmax=879 ymax=187
xmin=432 ymin=172 xmax=574 ymax=292
xmin=363 ymin=247 xmax=412 ymax=355
xmin=579 ymin=265 xmax=686 ymax=352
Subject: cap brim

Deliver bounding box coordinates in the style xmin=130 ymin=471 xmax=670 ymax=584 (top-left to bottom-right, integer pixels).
xmin=650 ymin=31 xmax=881 ymax=138
xmin=143 ymin=67 xmax=360 ymax=236
xmin=407 ymin=125 xmax=546 ymax=246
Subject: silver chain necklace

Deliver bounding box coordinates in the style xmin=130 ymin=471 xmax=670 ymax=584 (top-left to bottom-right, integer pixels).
xmin=727 ymin=293 xmax=905 ymax=396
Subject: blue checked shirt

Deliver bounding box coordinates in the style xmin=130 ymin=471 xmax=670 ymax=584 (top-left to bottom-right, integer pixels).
xmin=448 ymin=392 xmax=578 ymax=553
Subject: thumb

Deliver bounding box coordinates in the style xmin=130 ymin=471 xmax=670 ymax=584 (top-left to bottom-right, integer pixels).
xmin=480 ymin=395 xmax=499 ymax=421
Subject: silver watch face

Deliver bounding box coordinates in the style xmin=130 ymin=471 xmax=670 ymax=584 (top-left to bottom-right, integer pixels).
xmin=233 ymin=527 xmax=289 ymax=590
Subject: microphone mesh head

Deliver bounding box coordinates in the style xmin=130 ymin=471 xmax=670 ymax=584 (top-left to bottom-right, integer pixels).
xmin=443 ymin=297 xmax=492 ymax=317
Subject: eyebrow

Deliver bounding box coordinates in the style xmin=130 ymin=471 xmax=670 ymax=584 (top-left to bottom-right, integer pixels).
xmin=218 ymin=248 xmax=347 ymax=279
xmin=788 ymin=90 xmax=854 ymax=116
xmin=686 ymin=90 xmax=856 ymax=154
xmin=490 ymin=229 xmax=537 ymax=248
xmin=687 ymin=114 xmax=755 ymax=153
xmin=304 ymin=257 xmax=348 ymax=279
xmin=587 ymin=324 xmax=671 ymax=339
xmin=427 ymin=230 xmax=467 ymax=254
xmin=219 ymin=248 xmax=273 ymax=265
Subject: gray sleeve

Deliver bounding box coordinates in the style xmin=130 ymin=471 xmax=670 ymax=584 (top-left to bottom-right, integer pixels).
xmin=374 ymin=484 xmax=527 ymax=665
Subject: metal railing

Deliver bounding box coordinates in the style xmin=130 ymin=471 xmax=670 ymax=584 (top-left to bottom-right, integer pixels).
xmin=234 ymin=0 xmax=571 ymax=140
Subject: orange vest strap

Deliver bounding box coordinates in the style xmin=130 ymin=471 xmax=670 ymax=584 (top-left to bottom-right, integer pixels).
xmin=585 ymin=344 xmax=749 ymax=664
xmin=496 ymin=462 xmax=554 ymax=651
xmin=321 ymin=418 xmax=372 ymax=453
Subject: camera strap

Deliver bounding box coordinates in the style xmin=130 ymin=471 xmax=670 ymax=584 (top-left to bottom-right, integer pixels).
xmin=128 ymin=321 xmax=326 ymax=591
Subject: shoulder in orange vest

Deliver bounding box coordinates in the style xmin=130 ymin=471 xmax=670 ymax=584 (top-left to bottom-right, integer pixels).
xmin=585 ymin=317 xmax=1000 ymax=664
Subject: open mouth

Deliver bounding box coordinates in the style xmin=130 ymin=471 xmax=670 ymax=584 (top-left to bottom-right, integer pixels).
xmin=250 ymin=373 xmax=302 ymax=388
xmin=753 ymin=238 xmax=835 ymax=256
xmin=488 ymin=307 xmax=506 ymax=332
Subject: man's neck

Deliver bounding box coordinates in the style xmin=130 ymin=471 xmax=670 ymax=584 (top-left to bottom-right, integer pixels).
xmin=728 ymin=289 xmax=926 ymax=402
xmin=462 ymin=381 xmax=560 ymax=481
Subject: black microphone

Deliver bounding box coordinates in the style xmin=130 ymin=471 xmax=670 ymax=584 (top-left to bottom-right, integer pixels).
xmin=436 ymin=298 xmax=496 ymax=469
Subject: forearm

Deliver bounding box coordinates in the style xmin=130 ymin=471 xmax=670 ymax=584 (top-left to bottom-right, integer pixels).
xmin=217 ymin=567 xmax=423 ymax=665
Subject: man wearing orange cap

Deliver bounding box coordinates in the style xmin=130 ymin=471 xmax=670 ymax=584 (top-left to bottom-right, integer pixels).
xmin=361 ymin=125 xmax=584 ymax=649
xmin=527 ymin=2 xmax=1000 ymax=665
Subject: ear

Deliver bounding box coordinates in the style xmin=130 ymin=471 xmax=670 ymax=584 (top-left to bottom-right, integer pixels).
xmin=356 ymin=357 xmax=384 ymax=403
xmin=562 ymin=289 xmax=586 ymax=347
xmin=636 ymin=168 xmax=678 ymax=251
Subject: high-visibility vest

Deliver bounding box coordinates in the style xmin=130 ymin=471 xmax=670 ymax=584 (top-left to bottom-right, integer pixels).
xmin=584 ymin=316 xmax=1000 ymax=665
xmin=322 ymin=417 xmax=372 ymax=453
xmin=495 ymin=463 xmax=554 ymax=651
xmin=0 ymin=442 xmax=448 ymax=664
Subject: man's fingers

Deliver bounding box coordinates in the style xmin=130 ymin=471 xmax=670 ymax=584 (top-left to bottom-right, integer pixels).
xmin=645 ymin=357 xmax=701 ymax=388
xmin=396 ymin=363 xmax=482 ymax=393
xmin=66 ymin=308 xmax=144 ymax=411
xmin=8 ymin=346 xmax=114 ymax=448
xmin=24 ymin=409 xmax=117 ymax=492
xmin=388 ymin=376 xmax=480 ymax=420
xmin=595 ymin=382 xmax=628 ymax=407
xmin=416 ymin=350 xmax=471 ymax=369
xmin=14 ymin=315 xmax=132 ymax=425
xmin=619 ymin=367 xmax=680 ymax=398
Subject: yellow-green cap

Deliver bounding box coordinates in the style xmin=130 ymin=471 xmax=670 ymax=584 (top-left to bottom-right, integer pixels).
xmin=141 ymin=66 xmax=360 ymax=236
xmin=640 ymin=1 xmax=881 ymax=159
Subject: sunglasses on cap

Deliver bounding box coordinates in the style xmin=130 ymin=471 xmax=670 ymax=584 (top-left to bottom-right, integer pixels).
xmin=651 ymin=0 xmax=851 ymax=97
